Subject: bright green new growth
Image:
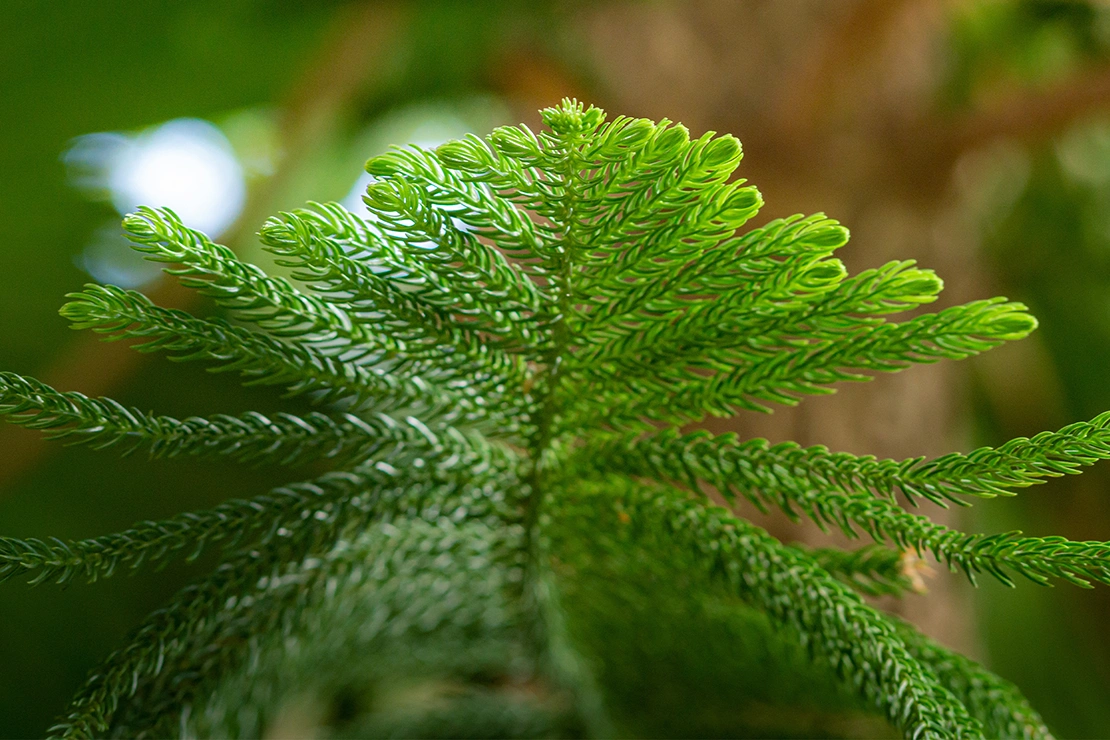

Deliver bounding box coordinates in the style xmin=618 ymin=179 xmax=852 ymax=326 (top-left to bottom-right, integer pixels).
xmin=0 ymin=100 xmax=1102 ymax=738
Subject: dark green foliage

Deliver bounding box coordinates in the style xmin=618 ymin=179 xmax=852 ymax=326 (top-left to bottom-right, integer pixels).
xmin=582 ymin=428 xmax=1110 ymax=587
xmin=1 ymin=100 xmax=1102 ymax=738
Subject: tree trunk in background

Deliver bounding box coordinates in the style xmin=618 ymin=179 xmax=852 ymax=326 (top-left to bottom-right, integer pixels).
xmin=572 ymin=0 xmax=984 ymax=655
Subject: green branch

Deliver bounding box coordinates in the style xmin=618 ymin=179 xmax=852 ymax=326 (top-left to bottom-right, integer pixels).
xmin=586 ymin=428 xmax=1110 ymax=586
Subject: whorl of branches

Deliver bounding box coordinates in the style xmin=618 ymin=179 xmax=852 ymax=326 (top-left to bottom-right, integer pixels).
xmin=0 ymin=100 xmax=1092 ymax=739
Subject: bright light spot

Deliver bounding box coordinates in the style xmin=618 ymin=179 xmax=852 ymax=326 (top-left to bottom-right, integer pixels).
xmin=342 ymin=171 xmax=378 ymax=220
xmin=65 ymin=118 xmax=247 ymax=287
xmin=342 ymin=106 xmax=477 ymax=220
xmin=75 ymin=222 xmax=165 ymax=288
xmin=66 ymin=118 xmax=246 ymax=237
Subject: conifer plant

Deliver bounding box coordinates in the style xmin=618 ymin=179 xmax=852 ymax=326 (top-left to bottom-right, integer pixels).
xmin=3 ymin=100 xmax=1108 ymax=738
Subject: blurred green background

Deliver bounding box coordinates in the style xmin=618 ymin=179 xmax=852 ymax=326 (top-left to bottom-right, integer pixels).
xmin=2 ymin=1 xmax=1110 ymax=736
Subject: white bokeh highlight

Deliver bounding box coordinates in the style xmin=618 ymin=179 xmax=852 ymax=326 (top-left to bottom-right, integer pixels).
xmin=68 ymin=118 xmax=246 ymax=236
xmin=342 ymin=110 xmax=473 ymax=220
xmin=65 ymin=118 xmax=246 ymax=287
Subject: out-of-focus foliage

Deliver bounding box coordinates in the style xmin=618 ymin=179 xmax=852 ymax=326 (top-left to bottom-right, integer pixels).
xmin=943 ymin=0 xmax=1110 ymax=107
xmin=966 ymin=137 xmax=1110 ymax=739
xmin=943 ymin=2 xmax=1110 ymax=736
